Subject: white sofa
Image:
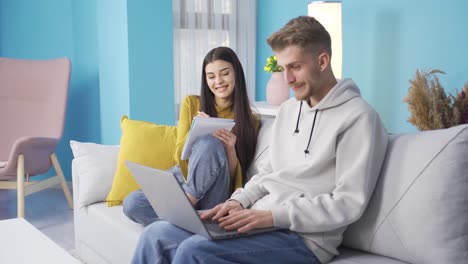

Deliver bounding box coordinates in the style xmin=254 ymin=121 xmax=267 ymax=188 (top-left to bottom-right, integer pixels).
xmin=71 ymin=119 xmax=468 ymax=264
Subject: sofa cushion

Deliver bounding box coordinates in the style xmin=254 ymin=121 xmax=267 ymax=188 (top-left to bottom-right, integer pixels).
xmin=77 ymin=203 xmax=143 ymax=264
xmin=70 ymin=140 xmax=120 ymax=208
xmin=330 ymin=248 xmax=407 ymax=264
xmin=106 ymin=116 xmax=178 ymax=206
xmin=342 ymin=124 xmax=468 ymax=264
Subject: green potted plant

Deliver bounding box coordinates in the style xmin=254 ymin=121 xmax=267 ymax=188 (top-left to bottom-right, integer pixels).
xmin=264 ymin=55 xmax=289 ymax=105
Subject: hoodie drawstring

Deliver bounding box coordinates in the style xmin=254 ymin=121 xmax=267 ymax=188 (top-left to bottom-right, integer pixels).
xmin=293 ymin=100 xmax=303 ymax=134
xmin=293 ymin=101 xmax=319 ymax=155
xmin=304 ymin=109 xmax=318 ymax=155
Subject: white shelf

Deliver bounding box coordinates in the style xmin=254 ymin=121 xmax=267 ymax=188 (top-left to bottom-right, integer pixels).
xmin=251 ymin=101 xmax=279 ymax=117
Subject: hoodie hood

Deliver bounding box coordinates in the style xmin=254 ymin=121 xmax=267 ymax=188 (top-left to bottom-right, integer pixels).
xmin=312 ymin=78 xmax=361 ymax=111
xmin=292 ymin=78 xmax=362 ymax=155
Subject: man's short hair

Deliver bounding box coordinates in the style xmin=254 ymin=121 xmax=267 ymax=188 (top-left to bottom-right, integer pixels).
xmin=267 ymin=16 xmax=332 ymax=57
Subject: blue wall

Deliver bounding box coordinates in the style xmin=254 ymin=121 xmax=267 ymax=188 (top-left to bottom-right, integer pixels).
xmin=70 ymin=0 xmax=101 ymax=145
xmin=127 ymin=0 xmax=175 ymax=125
xmin=1 ymin=0 xmax=467 ymax=181
xmin=256 ymin=0 xmax=468 ymax=133
xmin=0 ymin=0 xmax=174 ymax=180
xmin=97 ymin=0 xmax=130 ymax=144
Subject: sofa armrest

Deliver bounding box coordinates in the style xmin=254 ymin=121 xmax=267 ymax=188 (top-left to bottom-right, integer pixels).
xmin=70 ymin=141 xmax=120 ymax=208
xmin=72 ymin=159 xmax=81 ymax=210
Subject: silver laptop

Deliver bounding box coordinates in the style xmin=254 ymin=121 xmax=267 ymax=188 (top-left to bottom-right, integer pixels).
xmin=125 ymin=160 xmax=278 ymax=240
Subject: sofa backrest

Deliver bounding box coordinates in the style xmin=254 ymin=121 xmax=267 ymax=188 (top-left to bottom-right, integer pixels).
xmin=252 ymin=119 xmax=468 ymax=263
xmin=246 ymin=118 xmax=274 ymax=180
xmin=342 ymin=124 xmax=468 ymax=264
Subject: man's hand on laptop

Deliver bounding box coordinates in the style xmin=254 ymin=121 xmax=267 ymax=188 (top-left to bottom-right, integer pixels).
xmin=218 ymin=209 xmax=274 ymax=233
xmin=199 ymin=200 xmax=243 ymax=221
xmin=200 ymin=200 xmax=274 ymax=233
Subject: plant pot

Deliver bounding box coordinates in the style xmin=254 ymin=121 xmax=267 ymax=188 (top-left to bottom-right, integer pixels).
xmin=266 ymin=72 xmax=289 ymax=106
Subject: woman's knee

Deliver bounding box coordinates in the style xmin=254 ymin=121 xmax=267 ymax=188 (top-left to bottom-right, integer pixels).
xmin=123 ymin=190 xmax=143 ymax=215
xmin=122 ymin=191 xmax=141 ymax=216
xmin=192 ymin=135 xmax=225 ymax=157
xmin=122 ymin=190 xmax=155 ymax=224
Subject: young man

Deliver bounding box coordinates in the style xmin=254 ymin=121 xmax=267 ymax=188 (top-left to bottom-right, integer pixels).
xmin=132 ymin=16 xmax=388 ymax=264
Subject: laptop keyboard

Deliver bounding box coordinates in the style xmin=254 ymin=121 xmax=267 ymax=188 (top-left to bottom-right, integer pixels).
xmin=203 ymin=220 xmax=239 ymax=236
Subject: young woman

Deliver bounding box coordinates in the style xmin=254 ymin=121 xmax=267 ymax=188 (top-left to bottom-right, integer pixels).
xmin=123 ymin=46 xmax=259 ymax=225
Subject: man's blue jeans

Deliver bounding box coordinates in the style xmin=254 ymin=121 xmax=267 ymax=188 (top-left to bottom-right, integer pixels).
xmin=123 ymin=135 xmax=231 ymax=226
xmin=132 ymin=221 xmax=320 ymax=264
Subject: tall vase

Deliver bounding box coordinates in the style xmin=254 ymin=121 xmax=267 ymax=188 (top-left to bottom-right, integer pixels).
xmin=266 ymin=72 xmax=289 ymax=106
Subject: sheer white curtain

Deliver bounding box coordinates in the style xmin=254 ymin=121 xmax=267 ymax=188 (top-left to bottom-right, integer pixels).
xmin=173 ymin=0 xmax=256 ymax=118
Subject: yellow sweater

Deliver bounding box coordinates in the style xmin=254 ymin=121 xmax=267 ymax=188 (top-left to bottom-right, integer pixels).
xmin=174 ymin=95 xmax=243 ymax=190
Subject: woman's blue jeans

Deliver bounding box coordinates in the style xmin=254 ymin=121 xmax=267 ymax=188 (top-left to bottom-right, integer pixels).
xmin=123 ymin=135 xmax=231 ymax=226
xmin=132 ymin=221 xmax=320 ymax=264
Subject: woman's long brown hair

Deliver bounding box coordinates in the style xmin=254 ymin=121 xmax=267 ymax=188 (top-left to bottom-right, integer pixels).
xmin=199 ymin=47 xmax=258 ymax=185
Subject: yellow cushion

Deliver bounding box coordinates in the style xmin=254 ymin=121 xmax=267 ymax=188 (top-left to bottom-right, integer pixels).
xmin=106 ymin=116 xmax=177 ymax=206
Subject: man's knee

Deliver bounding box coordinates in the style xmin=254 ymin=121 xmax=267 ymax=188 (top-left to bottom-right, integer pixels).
xmin=141 ymin=221 xmax=174 ymax=242
xmin=174 ymin=236 xmax=211 ymax=263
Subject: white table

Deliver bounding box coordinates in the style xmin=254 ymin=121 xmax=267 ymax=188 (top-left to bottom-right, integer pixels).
xmin=0 ymin=218 xmax=81 ymax=264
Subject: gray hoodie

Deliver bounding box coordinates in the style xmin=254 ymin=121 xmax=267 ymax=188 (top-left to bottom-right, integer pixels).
xmin=231 ymin=79 xmax=389 ymax=263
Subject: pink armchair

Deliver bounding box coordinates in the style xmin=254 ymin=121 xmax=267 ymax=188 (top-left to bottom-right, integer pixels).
xmin=0 ymin=57 xmax=73 ymax=218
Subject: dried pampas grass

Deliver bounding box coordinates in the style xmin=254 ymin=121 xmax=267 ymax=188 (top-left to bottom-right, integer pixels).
xmin=404 ymin=69 xmax=468 ymax=130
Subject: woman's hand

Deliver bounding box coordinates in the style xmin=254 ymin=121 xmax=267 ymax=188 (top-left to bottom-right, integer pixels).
xmin=197 ymin=111 xmax=209 ymax=118
xmin=213 ymin=129 xmax=238 ymax=179
xmin=213 ymin=129 xmax=236 ymax=150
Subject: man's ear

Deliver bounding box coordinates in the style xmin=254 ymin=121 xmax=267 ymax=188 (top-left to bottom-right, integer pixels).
xmin=318 ymin=52 xmax=330 ymax=72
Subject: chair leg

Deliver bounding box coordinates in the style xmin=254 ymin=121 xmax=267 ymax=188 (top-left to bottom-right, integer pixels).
xmin=50 ymin=153 xmax=74 ymax=209
xmin=17 ymin=155 xmax=25 ymax=218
